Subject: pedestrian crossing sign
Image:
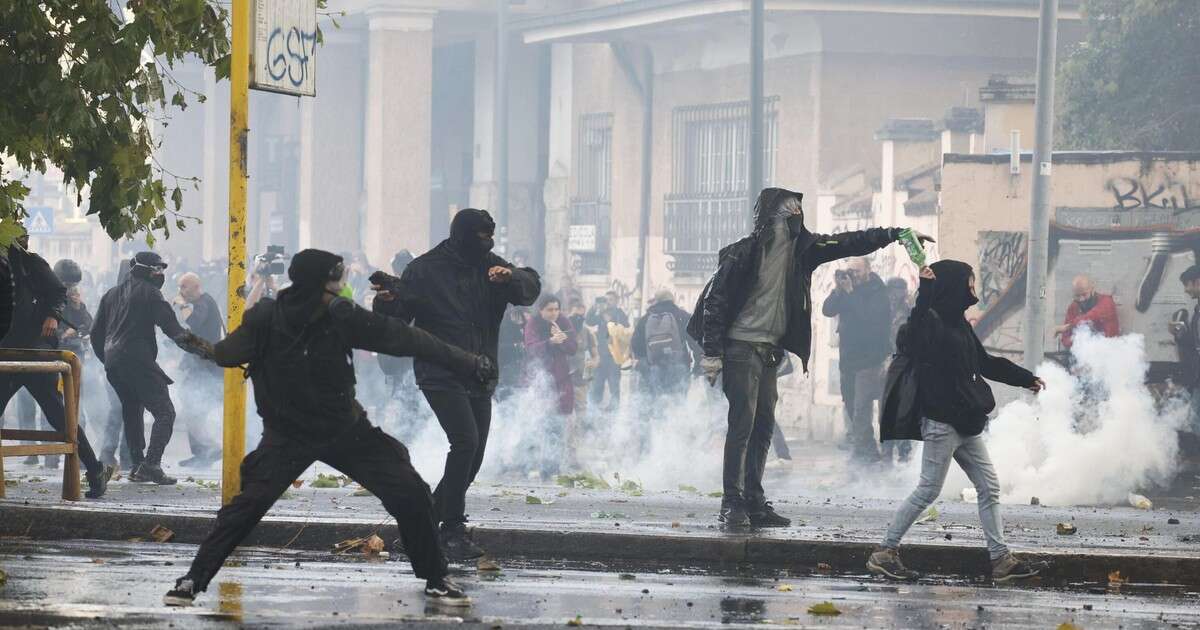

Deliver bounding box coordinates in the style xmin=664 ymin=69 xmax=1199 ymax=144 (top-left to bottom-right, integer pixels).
xmin=24 ymin=206 xmax=54 ymax=235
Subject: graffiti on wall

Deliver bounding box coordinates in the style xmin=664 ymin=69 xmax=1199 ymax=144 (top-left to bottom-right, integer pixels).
xmin=1106 ymin=176 xmax=1196 ymax=212
xmin=977 ymin=231 xmax=1029 ymax=313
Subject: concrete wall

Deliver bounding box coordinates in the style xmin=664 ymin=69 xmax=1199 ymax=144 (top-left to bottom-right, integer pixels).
xmin=940 ymin=154 xmax=1200 ymax=362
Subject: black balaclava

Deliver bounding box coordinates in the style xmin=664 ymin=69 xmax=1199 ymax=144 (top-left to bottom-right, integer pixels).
xmin=750 ymin=187 xmax=806 ymax=242
xmin=278 ymin=249 xmax=343 ymax=329
xmin=449 ymin=208 xmax=496 ymax=262
xmin=131 ymin=251 xmax=167 ymax=289
xmin=928 ymin=260 xmax=978 ymax=322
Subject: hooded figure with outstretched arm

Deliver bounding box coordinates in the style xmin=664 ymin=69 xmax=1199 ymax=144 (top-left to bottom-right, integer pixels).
xmin=686 ymin=187 xmax=932 ymax=529
xmin=867 ymin=261 xmax=1045 ymax=584
xmin=164 ymin=249 xmax=496 ymax=608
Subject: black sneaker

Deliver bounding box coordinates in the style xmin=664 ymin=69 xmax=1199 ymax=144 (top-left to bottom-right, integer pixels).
xmin=425 ymin=577 xmax=471 ymax=606
xmin=440 ymin=525 xmax=486 ymax=561
xmin=163 ymin=577 xmax=198 ymax=606
xmin=130 ymin=463 xmax=177 ymax=485
xmin=867 ymin=546 xmax=920 ymax=581
xmin=719 ymin=502 xmax=751 ymax=529
xmin=747 ymin=501 xmax=791 ymax=528
xmin=992 ymin=554 xmax=1040 ymax=583
xmin=84 ymin=465 xmax=113 ymax=499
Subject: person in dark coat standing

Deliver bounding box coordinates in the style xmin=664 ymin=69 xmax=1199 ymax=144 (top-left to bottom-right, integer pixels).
xmin=163 ymin=249 xmax=491 ymax=608
xmin=688 ymin=187 xmax=931 ymax=530
xmin=91 ymin=252 xmax=211 ymax=485
xmin=1170 ymin=264 xmax=1200 ymax=439
xmin=375 ymin=208 xmax=541 ymax=560
xmin=868 ymin=261 xmax=1044 ymax=584
xmin=175 ymin=272 xmax=224 ymax=468
xmin=822 ymin=257 xmax=892 ymax=462
xmin=0 ymin=237 xmax=109 ymax=498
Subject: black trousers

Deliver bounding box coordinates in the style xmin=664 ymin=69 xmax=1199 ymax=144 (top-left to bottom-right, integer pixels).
xmin=0 ymin=372 xmax=102 ymax=476
xmin=422 ymin=389 xmax=491 ymax=528
xmin=185 ymin=422 xmax=447 ymax=591
xmin=720 ymin=339 xmax=781 ymax=508
xmin=106 ymin=366 xmax=176 ymax=466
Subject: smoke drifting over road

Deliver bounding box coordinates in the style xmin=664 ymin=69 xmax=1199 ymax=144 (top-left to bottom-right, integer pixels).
xmin=981 ymin=329 xmax=1186 ymax=506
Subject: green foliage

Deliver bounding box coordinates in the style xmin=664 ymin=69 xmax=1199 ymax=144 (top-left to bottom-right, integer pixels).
xmin=0 ymin=0 xmax=231 ymax=246
xmin=1058 ymin=0 xmax=1200 ymax=151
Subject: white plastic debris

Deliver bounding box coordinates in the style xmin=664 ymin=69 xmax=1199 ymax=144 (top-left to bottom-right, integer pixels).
xmin=961 ymin=488 xmax=978 ymax=503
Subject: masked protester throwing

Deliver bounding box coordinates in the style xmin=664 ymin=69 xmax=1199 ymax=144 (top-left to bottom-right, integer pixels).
xmin=164 ymin=249 xmax=496 ymax=608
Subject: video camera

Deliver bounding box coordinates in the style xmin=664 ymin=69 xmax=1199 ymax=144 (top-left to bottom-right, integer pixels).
xmin=254 ymin=245 xmax=287 ymax=277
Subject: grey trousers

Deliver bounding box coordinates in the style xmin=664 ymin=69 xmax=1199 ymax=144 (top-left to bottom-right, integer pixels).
xmin=883 ymin=418 xmax=1009 ymax=560
xmin=841 ymin=364 xmax=884 ymax=461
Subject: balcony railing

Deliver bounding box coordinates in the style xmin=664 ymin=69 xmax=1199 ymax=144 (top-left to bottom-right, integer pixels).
xmin=569 ymin=199 xmax=611 ymax=276
xmin=663 ymin=192 xmax=751 ymax=278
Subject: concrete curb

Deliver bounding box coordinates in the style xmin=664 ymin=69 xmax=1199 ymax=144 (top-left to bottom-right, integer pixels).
xmin=3 ymin=503 xmax=1198 ymax=587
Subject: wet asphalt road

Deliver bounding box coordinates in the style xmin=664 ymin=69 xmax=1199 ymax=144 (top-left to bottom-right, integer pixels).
xmin=1 ymin=539 xmax=1198 ymax=629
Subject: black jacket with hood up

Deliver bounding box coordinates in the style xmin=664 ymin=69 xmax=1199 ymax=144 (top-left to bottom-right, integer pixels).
xmin=822 ymin=272 xmax=892 ymax=372
xmin=898 ymin=260 xmax=1036 ymax=437
xmin=379 ymin=209 xmax=541 ymax=395
xmin=687 ymin=187 xmax=903 ymax=370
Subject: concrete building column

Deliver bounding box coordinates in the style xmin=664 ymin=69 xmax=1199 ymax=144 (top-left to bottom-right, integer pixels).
xmin=364 ymin=8 xmax=434 ymax=267
xmin=470 ymin=31 xmax=542 ymax=262
xmin=542 ymin=44 xmax=573 ymax=290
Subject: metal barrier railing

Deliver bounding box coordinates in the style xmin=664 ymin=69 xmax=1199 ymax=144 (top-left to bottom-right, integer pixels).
xmin=0 ymin=349 xmax=83 ymax=501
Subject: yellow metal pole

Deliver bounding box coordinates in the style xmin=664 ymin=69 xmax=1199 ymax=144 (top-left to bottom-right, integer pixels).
xmin=223 ymin=0 xmax=250 ymax=506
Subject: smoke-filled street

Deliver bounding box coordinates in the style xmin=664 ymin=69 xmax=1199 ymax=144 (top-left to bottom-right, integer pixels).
xmin=5 ymin=0 xmax=1200 ymax=626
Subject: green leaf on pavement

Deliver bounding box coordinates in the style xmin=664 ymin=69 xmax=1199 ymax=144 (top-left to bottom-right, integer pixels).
xmin=807 ymin=602 xmax=842 ymax=616
xmin=525 ymin=495 xmax=543 ymax=505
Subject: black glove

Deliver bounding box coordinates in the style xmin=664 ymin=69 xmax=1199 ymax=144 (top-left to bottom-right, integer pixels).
xmin=473 ymin=354 xmax=497 ymax=383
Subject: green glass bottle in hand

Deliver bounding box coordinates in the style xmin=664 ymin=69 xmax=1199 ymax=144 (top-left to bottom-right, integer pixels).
xmin=899 ymin=228 xmax=927 ymax=268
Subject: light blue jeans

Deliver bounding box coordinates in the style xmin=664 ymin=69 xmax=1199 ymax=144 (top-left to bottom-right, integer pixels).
xmin=882 ymin=418 xmax=1009 ymax=560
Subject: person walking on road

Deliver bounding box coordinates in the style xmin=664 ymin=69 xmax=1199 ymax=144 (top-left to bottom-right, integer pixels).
xmin=869 ymin=261 xmax=1045 ymax=583
xmin=687 ymin=187 xmax=932 ymax=530
xmin=163 ymin=249 xmax=494 ymax=608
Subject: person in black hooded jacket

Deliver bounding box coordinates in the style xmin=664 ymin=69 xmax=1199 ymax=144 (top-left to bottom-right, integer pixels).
xmin=1 ymin=237 xmax=110 ymax=498
xmin=374 ymin=208 xmax=540 ymax=560
xmin=687 ymin=187 xmax=931 ymax=529
xmin=91 ymin=252 xmax=211 ymax=485
xmin=163 ymin=249 xmax=491 ymax=608
xmin=867 ymin=261 xmax=1045 ymax=584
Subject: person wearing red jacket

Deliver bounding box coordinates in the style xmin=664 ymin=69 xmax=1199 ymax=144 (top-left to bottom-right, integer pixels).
xmin=1055 ymin=275 xmax=1120 ymax=348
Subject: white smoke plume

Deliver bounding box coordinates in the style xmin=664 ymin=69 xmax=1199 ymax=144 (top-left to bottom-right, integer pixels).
xmin=978 ymin=329 xmax=1186 ymax=506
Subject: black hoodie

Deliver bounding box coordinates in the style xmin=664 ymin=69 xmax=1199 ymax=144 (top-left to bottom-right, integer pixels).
xmin=902 ymin=260 xmax=1035 ymax=436
xmin=687 ymin=187 xmax=903 ymax=370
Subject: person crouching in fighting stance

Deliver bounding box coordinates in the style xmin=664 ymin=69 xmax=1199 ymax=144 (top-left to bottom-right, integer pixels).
xmin=164 ymin=249 xmax=495 ymax=608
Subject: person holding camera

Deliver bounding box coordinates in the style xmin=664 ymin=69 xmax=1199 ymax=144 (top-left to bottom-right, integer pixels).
xmin=374 ymin=209 xmax=540 ymax=560
xmin=822 ymin=257 xmax=892 ymax=463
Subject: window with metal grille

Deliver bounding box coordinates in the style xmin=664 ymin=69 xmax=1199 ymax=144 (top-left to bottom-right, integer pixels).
xmin=665 ymin=97 xmax=778 ymax=277
xmin=570 ymin=113 xmax=613 ymax=275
